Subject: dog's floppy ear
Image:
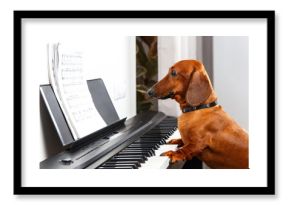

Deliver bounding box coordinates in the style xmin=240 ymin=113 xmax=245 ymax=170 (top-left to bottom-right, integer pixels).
xmin=186 ymin=69 xmax=212 ymax=106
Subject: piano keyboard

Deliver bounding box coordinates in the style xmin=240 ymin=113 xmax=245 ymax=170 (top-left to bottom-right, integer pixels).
xmin=96 ymin=117 xmax=181 ymax=169
xmin=40 ymin=112 xmax=190 ymax=169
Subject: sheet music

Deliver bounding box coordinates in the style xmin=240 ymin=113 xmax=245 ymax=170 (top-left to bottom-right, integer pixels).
xmin=48 ymin=43 xmax=106 ymax=140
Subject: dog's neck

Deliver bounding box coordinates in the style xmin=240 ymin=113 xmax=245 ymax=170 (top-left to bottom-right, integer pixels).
xmin=174 ymin=91 xmax=217 ymax=111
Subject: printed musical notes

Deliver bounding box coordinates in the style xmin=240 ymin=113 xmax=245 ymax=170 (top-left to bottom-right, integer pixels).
xmin=48 ymin=43 xmax=106 ymax=140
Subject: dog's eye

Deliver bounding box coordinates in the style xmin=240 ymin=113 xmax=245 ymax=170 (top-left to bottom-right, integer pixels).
xmin=171 ymin=70 xmax=177 ymax=77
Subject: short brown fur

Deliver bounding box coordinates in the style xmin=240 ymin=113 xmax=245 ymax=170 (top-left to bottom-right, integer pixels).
xmin=149 ymin=60 xmax=248 ymax=169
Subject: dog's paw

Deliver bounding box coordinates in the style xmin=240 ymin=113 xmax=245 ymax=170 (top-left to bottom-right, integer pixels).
xmin=167 ymin=139 xmax=184 ymax=147
xmin=161 ymin=150 xmax=185 ymax=163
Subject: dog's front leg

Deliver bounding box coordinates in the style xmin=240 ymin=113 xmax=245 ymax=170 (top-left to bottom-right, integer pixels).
xmin=161 ymin=144 xmax=204 ymax=163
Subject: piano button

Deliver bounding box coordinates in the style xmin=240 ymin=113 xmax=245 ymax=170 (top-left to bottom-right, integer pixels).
xmin=59 ymin=158 xmax=73 ymax=165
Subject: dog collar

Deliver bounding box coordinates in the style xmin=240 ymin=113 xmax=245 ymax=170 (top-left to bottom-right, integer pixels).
xmin=182 ymin=101 xmax=218 ymax=113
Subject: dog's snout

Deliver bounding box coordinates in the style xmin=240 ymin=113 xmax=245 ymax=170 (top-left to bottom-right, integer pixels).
xmin=147 ymin=88 xmax=156 ymax=97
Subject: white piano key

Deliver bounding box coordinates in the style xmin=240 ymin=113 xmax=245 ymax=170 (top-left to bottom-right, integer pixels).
xmin=139 ymin=129 xmax=184 ymax=169
xmin=139 ymin=144 xmax=178 ymax=169
xmin=139 ymin=156 xmax=170 ymax=169
xmin=166 ymin=129 xmax=181 ymax=142
xmin=154 ymin=144 xmax=179 ymax=156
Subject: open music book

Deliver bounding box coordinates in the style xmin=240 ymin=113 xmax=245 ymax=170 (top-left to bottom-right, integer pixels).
xmin=47 ymin=43 xmax=106 ymax=140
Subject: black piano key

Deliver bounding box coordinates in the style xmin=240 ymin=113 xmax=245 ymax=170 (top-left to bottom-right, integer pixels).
xmin=148 ymin=129 xmax=173 ymax=132
xmin=161 ymin=118 xmax=175 ymax=121
xmin=140 ymin=138 xmax=167 ymax=143
xmin=119 ymin=150 xmax=154 ymax=157
xmin=117 ymin=152 xmax=153 ymax=157
xmin=159 ymin=122 xmax=177 ymax=125
xmin=150 ymin=128 xmax=173 ymax=131
xmin=154 ymin=126 xmax=173 ymax=128
xmin=120 ymin=149 xmax=155 ymax=157
xmin=138 ymin=139 xmax=160 ymax=142
xmin=138 ymin=137 xmax=167 ymax=142
xmin=146 ymin=130 xmax=174 ymax=136
xmin=143 ymin=133 xmax=170 ymax=138
xmin=159 ymin=121 xmax=177 ymax=124
xmin=158 ymin=125 xmax=176 ymax=129
xmin=98 ymin=165 xmax=135 ymax=169
xmin=114 ymin=155 xmax=149 ymax=161
xmin=132 ymin=145 xmax=159 ymax=151
xmin=118 ymin=149 xmax=151 ymax=153
xmin=98 ymin=167 xmax=133 ymax=169
xmin=112 ymin=157 xmax=146 ymax=163
xmin=104 ymin=161 xmax=141 ymax=168
xmin=102 ymin=163 xmax=138 ymax=169
xmin=138 ymin=136 xmax=168 ymax=144
xmin=151 ymin=126 xmax=176 ymax=130
xmin=125 ymin=147 xmax=157 ymax=154
xmin=96 ymin=116 xmax=178 ymax=169
xmin=123 ymin=146 xmax=155 ymax=151
xmin=134 ymin=139 xmax=166 ymax=145
xmin=131 ymin=141 xmax=158 ymax=144
xmin=146 ymin=131 xmax=172 ymax=135
xmin=141 ymin=135 xmax=166 ymax=139
xmin=128 ymin=143 xmax=160 ymax=149
xmin=113 ymin=154 xmax=148 ymax=159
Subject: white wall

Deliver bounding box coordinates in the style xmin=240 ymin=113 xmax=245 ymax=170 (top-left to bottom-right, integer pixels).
xmin=22 ymin=20 xmax=136 ymax=162
xmin=213 ymin=36 xmax=249 ymax=131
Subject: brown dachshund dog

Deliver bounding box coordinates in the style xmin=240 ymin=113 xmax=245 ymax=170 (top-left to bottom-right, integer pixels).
xmin=147 ymin=60 xmax=248 ymax=169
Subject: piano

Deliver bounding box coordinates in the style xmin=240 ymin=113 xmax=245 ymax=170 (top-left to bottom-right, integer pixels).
xmin=40 ymin=79 xmax=201 ymax=169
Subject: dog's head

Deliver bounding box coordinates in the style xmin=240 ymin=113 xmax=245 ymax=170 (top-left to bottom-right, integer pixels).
xmin=147 ymin=60 xmax=214 ymax=106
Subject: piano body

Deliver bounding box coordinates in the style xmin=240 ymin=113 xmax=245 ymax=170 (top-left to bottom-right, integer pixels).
xmin=40 ymin=79 xmax=201 ymax=169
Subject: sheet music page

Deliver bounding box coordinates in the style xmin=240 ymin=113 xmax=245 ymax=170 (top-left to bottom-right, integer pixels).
xmin=48 ymin=43 xmax=106 ymax=140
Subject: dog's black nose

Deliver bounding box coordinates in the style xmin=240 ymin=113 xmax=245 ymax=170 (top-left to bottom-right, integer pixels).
xmin=147 ymin=88 xmax=156 ymax=97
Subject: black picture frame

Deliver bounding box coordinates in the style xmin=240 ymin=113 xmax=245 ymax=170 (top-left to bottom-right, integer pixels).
xmin=14 ymin=10 xmax=275 ymax=195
